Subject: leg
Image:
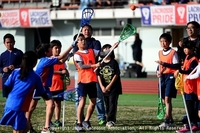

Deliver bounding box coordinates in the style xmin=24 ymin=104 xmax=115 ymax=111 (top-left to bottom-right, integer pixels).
xmin=85 ymin=97 xmax=96 ymax=121
xmin=164 ymin=96 xmax=172 ymax=120
xmin=107 ymin=94 xmax=119 ymax=123
xmin=77 ymin=96 xmax=86 ymax=124
xmin=26 ymin=99 xmax=38 ymax=123
xmin=54 ymin=100 xmax=61 ymax=120
xmin=44 ymin=99 xmax=54 ymax=128
xmin=95 ymin=82 xmax=106 ymax=123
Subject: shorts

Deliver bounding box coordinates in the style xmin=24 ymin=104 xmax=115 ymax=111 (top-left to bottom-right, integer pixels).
xmin=77 ymin=82 xmax=97 ymax=99
xmin=51 ymin=90 xmax=64 ymax=101
xmin=160 ymin=74 xmax=177 ymax=99
xmin=0 ymin=108 xmax=27 ymax=130
xmin=33 ymin=86 xmax=52 ymax=100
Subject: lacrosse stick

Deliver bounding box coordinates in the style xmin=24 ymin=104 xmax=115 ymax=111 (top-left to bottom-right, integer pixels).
xmin=156 ymin=66 xmax=166 ymax=120
xmin=94 ymin=23 xmax=136 ymax=72
xmin=67 ymin=7 xmax=94 ymax=60
xmin=175 ymin=73 xmax=192 ymax=133
xmin=184 ymin=64 xmax=199 ymax=81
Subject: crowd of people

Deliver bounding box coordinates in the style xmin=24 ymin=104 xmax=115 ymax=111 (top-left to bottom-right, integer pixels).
xmin=0 ymin=24 xmax=122 ymax=133
xmin=155 ymin=21 xmax=200 ymax=133
xmin=1 ymin=20 xmax=200 ymax=133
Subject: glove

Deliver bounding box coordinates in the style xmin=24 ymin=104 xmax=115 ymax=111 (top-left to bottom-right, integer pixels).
xmin=71 ymin=41 xmax=77 ymax=48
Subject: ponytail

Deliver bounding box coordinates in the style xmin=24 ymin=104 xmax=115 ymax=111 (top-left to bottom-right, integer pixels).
xmin=19 ymin=51 xmax=37 ymax=80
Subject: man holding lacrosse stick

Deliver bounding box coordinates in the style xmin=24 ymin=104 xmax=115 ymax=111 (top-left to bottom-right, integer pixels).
xmin=155 ymin=33 xmax=179 ymax=129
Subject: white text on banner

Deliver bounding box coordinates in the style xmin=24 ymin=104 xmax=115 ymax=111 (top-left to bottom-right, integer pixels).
xmin=150 ymin=6 xmax=175 ymax=26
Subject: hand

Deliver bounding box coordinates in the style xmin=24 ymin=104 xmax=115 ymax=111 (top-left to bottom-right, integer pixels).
xmin=3 ymin=67 xmax=9 ymax=73
xmin=61 ymin=69 xmax=67 ymax=74
xmin=156 ymin=71 xmax=161 ymax=78
xmin=105 ymin=86 xmax=111 ymax=92
xmin=174 ymin=70 xmax=179 ymax=78
xmin=95 ymin=62 xmax=101 ymax=68
xmin=155 ymin=60 xmax=164 ymax=65
xmin=8 ymin=65 xmax=15 ymax=70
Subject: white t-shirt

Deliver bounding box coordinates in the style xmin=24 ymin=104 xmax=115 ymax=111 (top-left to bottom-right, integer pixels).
xmin=74 ymin=49 xmax=99 ymax=62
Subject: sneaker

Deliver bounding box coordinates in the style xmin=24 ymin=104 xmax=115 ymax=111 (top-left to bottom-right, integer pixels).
xmin=50 ymin=121 xmax=54 ymax=127
xmin=106 ymin=121 xmax=115 ymax=128
xmin=82 ymin=121 xmax=93 ymax=131
xmin=98 ymin=119 xmax=106 ymax=125
xmin=176 ymin=125 xmax=190 ymax=133
xmin=159 ymin=122 xmax=169 ymax=129
xmin=41 ymin=127 xmax=56 ymax=133
xmin=53 ymin=120 xmax=62 ymax=127
xmin=192 ymin=125 xmax=200 ymax=132
xmin=74 ymin=123 xmax=85 ymax=132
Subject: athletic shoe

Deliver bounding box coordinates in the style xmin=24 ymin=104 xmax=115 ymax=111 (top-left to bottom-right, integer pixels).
xmin=82 ymin=121 xmax=93 ymax=131
xmin=98 ymin=119 xmax=106 ymax=125
xmin=53 ymin=120 xmax=62 ymax=127
xmin=50 ymin=121 xmax=54 ymax=127
xmin=106 ymin=121 xmax=115 ymax=128
xmin=192 ymin=125 xmax=200 ymax=132
xmin=74 ymin=123 xmax=85 ymax=132
xmin=41 ymin=127 xmax=56 ymax=133
xmin=176 ymin=125 xmax=190 ymax=133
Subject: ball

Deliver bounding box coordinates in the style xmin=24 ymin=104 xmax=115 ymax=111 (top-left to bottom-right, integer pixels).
xmin=130 ymin=4 xmax=136 ymax=11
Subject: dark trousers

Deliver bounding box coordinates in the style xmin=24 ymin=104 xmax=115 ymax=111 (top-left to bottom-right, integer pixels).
xmin=186 ymin=100 xmax=198 ymax=125
xmin=104 ymin=94 xmax=119 ymax=123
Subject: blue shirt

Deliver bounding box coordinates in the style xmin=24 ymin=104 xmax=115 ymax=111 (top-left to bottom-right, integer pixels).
xmin=0 ymin=48 xmax=23 ymax=82
xmin=4 ymin=69 xmax=46 ymax=111
xmin=35 ymin=57 xmax=58 ymax=87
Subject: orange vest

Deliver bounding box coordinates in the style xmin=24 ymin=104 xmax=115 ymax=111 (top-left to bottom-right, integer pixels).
xmin=75 ymin=49 xmax=97 ymax=83
xmin=197 ymin=78 xmax=200 ymax=100
xmin=159 ymin=49 xmax=177 ymax=74
xmin=50 ymin=63 xmax=66 ymax=91
xmin=182 ymin=56 xmax=198 ymax=94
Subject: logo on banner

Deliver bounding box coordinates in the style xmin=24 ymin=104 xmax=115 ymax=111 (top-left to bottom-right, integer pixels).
xmin=20 ymin=9 xmax=30 ymax=27
xmin=140 ymin=7 xmax=151 ymax=25
xmin=175 ymin=5 xmax=186 ymax=25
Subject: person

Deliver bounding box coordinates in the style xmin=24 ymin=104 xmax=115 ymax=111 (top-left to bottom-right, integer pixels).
xmin=131 ymin=33 xmax=143 ymax=67
xmin=73 ymin=24 xmax=106 ymax=125
xmin=183 ymin=21 xmax=200 ymax=59
xmin=0 ymin=33 xmax=23 ymax=98
xmin=97 ymin=44 xmax=122 ymax=128
xmin=49 ymin=40 xmax=70 ymax=127
xmin=155 ymin=33 xmax=179 ymax=128
xmin=177 ymin=38 xmax=186 ymax=66
xmin=0 ymin=51 xmax=51 ymax=133
xmin=26 ymin=42 xmax=74 ymax=133
xmin=174 ymin=41 xmax=200 ymax=133
xmin=73 ymin=33 xmax=100 ymax=132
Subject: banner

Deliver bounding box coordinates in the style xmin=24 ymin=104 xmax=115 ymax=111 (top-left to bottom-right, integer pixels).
xmin=0 ymin=9 xmax=52 ymax=28
xmin=0 ymin=10 xmax=20 ymax=28
xmin=140 ymin=4 xmax=199 ymax=26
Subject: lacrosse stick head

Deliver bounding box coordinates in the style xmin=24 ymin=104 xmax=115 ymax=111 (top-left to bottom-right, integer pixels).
xmin=63 ymin=88 xmax=75 ymax=102
xmin=80 ymin=8 xmax=94 ymax=27
xmin=118 ymin=24 xmax=136 ymax=42
xmin=175 ymin=73 xmax=184 ymax=94
xmin=156 ymin=99 xmax=166 ymax=120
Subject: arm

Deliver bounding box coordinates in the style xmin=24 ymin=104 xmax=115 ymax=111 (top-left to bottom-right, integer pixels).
xmin=179 ymin=60 xmax=198 ymax=75
xmin=188 ymin=65 xmax=200 ymax=79
xmin=0 ymin=54 xmax=3 ymax=73
xmin=97 ymin=75 xmax=106 ymax=93
xmin=105 ymin=74 xmax=118 ymax=92
xmin=76 ymin=61 xmax=99 ymax=69
xmin=57 ymin=45 xmax=73 ymax=61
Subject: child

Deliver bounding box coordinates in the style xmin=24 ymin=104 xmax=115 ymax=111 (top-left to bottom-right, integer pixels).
xmin=97 ymin=44 xmax=122 ymax=128
xmin=0 ymin=51 xmax=50 ymax=133
xmin=176 ymin=41 xmax=200 ymax=133
xmin=0 ymin=33 xmax=23 ymax=98
xmin=50 ymin=40 xmax=70 ymax=127
xmin=155 ymin=33 xmax=179 ymax=128
xmin=26 ymin=42 xmax=74 ymax=133
xmin=73 ymin=33 xmax=100 ymax=132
